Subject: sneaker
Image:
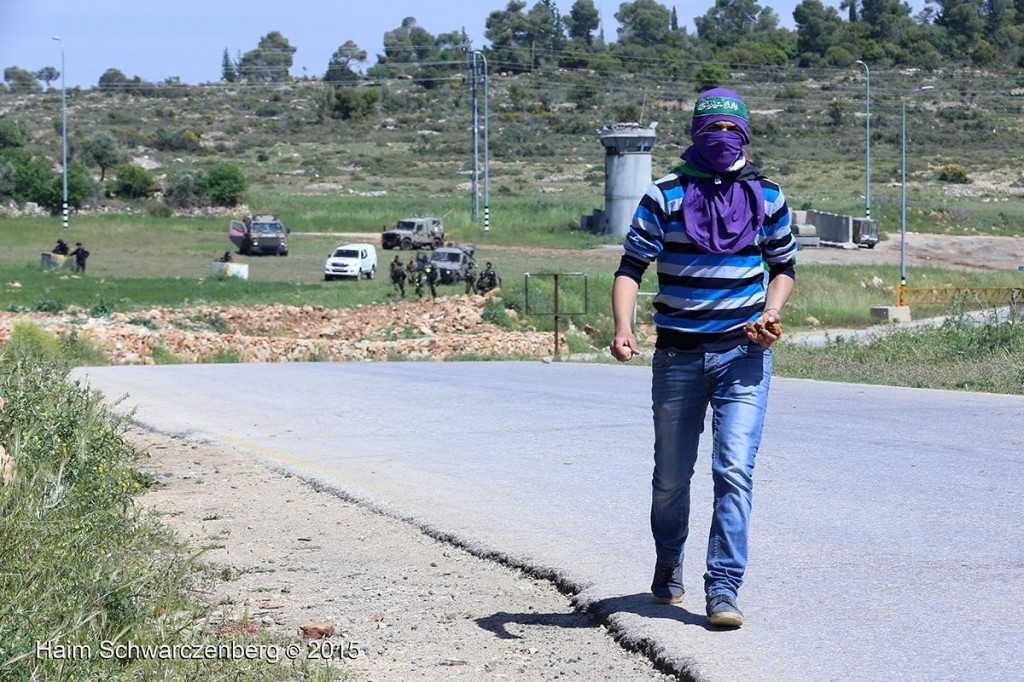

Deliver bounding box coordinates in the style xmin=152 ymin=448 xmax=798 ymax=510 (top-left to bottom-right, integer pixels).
xmin=651 ymin=562 xmax=684 ymax=604
xmin=706 ymin=593 xmax=744 ymax=627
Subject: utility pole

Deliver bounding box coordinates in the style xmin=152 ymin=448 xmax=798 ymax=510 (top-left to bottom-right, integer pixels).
xmin=474 ymin=50 xmax=489 ymax=233
xmin=470 ymin=51 xmax=479 ymax=223
xmin=52 ymin=36 xmax=68 ymax=230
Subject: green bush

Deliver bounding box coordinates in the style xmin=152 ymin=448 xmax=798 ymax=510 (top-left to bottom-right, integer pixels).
xmin=111 ymin=164 xmax=155 ymax=200
xmin=163 ymin=167 xmax=206 ymax=209
xmin=938 ymin=164 xmax=971 ymax=184
xmin=200 ymin=163 xmax=247 ymax=206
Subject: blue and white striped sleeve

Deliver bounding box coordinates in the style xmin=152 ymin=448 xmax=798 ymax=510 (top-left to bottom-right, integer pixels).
xmin=761 ymin=183 xmax=797 ymax=268
xmin=616 ymin=185 xmax=666 ymax=283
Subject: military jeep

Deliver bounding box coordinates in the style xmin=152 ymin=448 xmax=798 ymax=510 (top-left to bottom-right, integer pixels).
xmin=381 ymin=216 xmax=445 ymax=251
xmin=429 ymin=246 xmax=476 ymax=284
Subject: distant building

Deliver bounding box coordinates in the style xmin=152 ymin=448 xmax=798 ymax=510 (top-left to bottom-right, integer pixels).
xmin=581 ymin=122 xmax=657 ymax=239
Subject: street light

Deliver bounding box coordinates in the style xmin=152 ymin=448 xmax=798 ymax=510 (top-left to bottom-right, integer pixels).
xmin=474 ymin=50 xmax=490 ymax=233
xmin=900 ymin=84 xmax=934 ymax=304
xmin=52 ymin=36 xmax=68 ymax=230
xmin=854 ymin=59 xmax=870 ymax=220
xmin=469 ymin=50 xmax=490 ymax=231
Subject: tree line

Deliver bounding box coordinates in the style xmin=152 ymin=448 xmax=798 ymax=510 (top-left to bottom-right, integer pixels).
xmin=0 ymin=117 xmax=247 ymax=214
xmin=4 ymin=0 xmax=1024 ymax=95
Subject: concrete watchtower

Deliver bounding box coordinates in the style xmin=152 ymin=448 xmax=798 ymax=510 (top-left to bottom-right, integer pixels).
xmin=581 ymin=122 xmax=657 ymax=239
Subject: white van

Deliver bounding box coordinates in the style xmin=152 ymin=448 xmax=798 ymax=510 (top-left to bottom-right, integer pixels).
xmin=324 ymin=243 xmax=378 ymax=281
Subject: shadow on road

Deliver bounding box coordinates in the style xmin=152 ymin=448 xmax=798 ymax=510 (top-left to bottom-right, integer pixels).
xmin=580 ymin=593 xmax=714 ymax=630
xmin=475 ymin=592 xmax=716 ymax=642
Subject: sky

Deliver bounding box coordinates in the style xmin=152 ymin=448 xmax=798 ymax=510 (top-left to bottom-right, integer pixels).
xmin=2 ymin=0 xmax=925 ymax=88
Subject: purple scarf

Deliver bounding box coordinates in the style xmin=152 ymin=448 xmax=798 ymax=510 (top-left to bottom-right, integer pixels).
xmin=680 ymin=141 xmax=764 ymax=255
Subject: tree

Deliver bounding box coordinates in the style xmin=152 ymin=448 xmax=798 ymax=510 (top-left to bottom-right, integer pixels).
xmin=616 ymin=0 xmax=673 ymax=48
xmin=325 ymin=41 xmax=367 ymax=84
xmin=565 ymin=0 xmax=600 ymax=47
xmin=3 ymin=66 xmax=42 ymax=94
xmin=526 ymin=0 xmax=566 ymax=68
xmin=237 ymin=31 xmax=296 ymax=83
xmin=97 ymin=68 xmax=130 ymax=91
xmin=330 ymin=87 xmax=381 ymax=119
xmin=0 ymin=118 xmax=26 ymax=148
xmin=35 ymin=66 xmax=60 ymax=90
xmin=111 ymin=164 xmax=155 ymax=200
xmin=163 ymin=167 xmax=205 ymax=209
xmin=58 ymin=161 xmax=92 ymax=210
xmin=485 ymin=1 xmax=533 ymax=72
xmin=860 ymin=0 xmax=914 ymax=43
xmin=200 ymin=163 xmax=247 ymax=206
xmin=933 ymin=0 xmax=986 ymax=55
xmin=794 ymin=0 xmax=849 ymax=65
xmin=695 ymin=0 xmax=780 ymax=48
xmin=80 ymin=131 xmax=126 ymax=181
xmin=13 ymin=155 xmax=56 ymax=204
xmin=221 ymin=48 xmax=237 ymax=83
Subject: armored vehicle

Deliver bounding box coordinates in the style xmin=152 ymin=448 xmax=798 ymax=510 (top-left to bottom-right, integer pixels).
xmin=229 ymin=214 xmax=289 ymax=256
xmin=381 ymin=216 xmax=445 ymax=251
xmin=429 ymin=246 xmax=476 ymax=284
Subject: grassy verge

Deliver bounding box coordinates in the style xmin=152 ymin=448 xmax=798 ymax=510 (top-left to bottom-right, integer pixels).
xmin=0 ymin=327 xmax=343 ymax=681
xmin=774 ymin=307 xmax=1024 ymax=394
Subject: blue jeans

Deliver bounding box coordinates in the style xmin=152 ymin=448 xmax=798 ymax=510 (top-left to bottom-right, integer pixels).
xmin=650 ymin=344 xmax=772 ymax=599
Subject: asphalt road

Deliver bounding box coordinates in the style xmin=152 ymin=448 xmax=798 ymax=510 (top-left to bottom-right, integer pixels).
xmin=72 ymin=362 xmax=1024 ymax=682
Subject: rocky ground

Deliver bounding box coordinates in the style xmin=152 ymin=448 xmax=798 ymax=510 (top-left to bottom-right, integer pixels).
xmin=0 ymin=293 xmax=574 ymax=365
xmin=131 ymin=427 xmax=673 ymax=681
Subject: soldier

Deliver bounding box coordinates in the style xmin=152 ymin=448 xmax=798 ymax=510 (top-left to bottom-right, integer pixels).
xmin=477 ymin=261 xmax=500 ymax=294
xmin=413 ymin=267 xmax=424 ymax=301
xmin=69 ymin=241 xmax=90 ymax=274
xmin=425 ymin=262 xmax=439 ymax=299
xmin=390 ymin=255 xmax=406 ymax=297
xmin=52 ymin=238 xmax=69 ymax=255
xmin=407 ymin=254 xmax=424 ymax=300
xmin=464 ymin=260 xmax=477 ymax=294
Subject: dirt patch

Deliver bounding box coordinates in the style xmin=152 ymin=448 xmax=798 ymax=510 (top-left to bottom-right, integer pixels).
xmin=131 ymin=427 xmax=671 ymax=680
xmin=790 ymin=232 xmax=1024 ymax=272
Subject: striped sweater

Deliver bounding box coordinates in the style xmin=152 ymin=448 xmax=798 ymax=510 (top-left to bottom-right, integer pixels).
xmin=616 ymin=164 xmax=797 ymax=353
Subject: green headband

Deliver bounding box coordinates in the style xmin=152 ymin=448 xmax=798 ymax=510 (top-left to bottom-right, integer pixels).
xmin=693 ymin=96 xmax=748 ymax=121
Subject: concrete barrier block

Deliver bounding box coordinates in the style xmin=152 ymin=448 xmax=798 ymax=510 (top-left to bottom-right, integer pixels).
xmin=871 ymin=306 xmax=912 ymax=323
xmin=211 ymin=262 xmax=249 ymax=280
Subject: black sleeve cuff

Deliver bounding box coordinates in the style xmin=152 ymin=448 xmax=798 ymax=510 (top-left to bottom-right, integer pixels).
xmin=768 ymin=259 xmax=795 ymax=282
xmin=614 ymin=254 xmax=650 ymax=284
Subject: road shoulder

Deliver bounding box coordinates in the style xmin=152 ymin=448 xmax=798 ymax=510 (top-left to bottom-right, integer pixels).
xmin=130 ymin=426 xmax=671 ymax=681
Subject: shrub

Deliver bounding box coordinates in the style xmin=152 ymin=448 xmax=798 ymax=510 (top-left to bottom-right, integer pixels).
xmin=111 ymin=164 xmax=155 ymax=200
xmin=938 ymin=164 xmax=970 ymax=184
xmin=163 ymin=167 xmax=206 ymax=209
xmin=200 ymin=163 xmax=247 ymax=206
xmin=152 ymin=128 xmax=202 ymax=153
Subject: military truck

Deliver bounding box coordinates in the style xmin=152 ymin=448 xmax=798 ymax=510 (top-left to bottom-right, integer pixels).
xmin=429 ymin=245 xmax=476 ymax=284
xmin=229 ymin=214 xmax=289 ymax=256
xmin=381 ymin=216 xmax=445 ymax=251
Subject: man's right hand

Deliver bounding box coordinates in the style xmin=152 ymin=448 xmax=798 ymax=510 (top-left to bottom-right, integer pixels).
xmin=610 ymin=332 xmax=639 ymax=362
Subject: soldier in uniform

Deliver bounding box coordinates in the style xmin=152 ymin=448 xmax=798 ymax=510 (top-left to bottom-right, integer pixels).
xmin=464 ymin=261 xmax=477 ymax=294
xmin=389 ymin=255 xmax=406 ymax=297
xmin=69 ymin=241 xmax=90 ymax=274
xmin=477 ymin=261 xmax=500 ymax=294
xmin=425 ymin=262 xmax=439 ymax=299
xmin=52 ymin=238 xmax=69 ymax=255
xmin=409 ymin=256 xmax=425 ymax=300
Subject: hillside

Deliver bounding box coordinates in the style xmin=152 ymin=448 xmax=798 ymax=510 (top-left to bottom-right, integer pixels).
xmin=3 ymin=64 xmax=1024 ymax=240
